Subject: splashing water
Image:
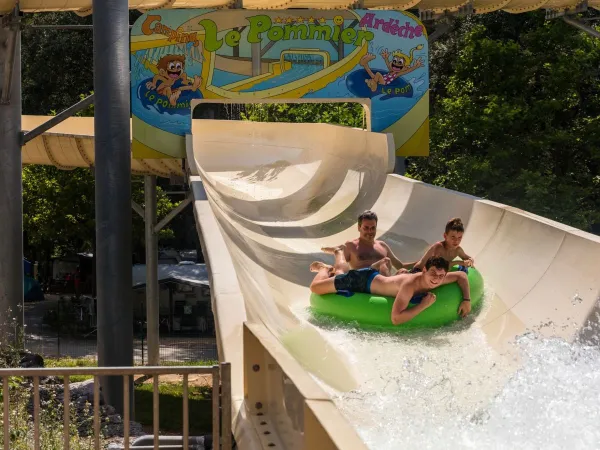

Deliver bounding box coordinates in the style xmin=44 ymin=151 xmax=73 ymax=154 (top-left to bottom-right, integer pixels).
xmin=293 ymin=291 xmax=600 ymax=450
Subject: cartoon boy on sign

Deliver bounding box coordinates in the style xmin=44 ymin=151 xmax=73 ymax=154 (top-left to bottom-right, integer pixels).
xmin=146 ymin=54 xmax=202 ymax=106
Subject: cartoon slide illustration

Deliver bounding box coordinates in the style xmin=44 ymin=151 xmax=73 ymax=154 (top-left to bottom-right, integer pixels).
xmin=130 ymin=9 xmax=430 ymax=159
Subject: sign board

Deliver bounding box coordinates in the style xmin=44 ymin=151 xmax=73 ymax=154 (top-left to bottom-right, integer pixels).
xmin=130 ymin=9 xmax=429 ymax=159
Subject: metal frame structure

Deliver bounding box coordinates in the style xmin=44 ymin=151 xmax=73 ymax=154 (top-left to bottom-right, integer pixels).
xmin=544 ymin=0 xmax=600 ymax=38
xmin=562 ymin=14 xmax=600 ymax=37
xmin=132 ymin=181 xmax=192 ymax=366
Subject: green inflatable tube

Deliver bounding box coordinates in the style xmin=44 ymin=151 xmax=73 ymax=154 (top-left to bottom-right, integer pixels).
xmin=309 ymin=266 xmax=485 ymax=331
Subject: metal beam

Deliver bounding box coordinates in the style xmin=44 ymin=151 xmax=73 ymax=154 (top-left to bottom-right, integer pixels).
xmin=0 ymin=11 xmax=18 ymax=105
xmin=394 ymin=156 xmax=406 ymax=176
xmin=28 ymin=25 xmax=133 ymax=30
xmin=546 ymin=1 xmax=588 ymax=19
xmin=93 ymin=0 xmax=133 ymax=415
xmin=563 ymin=16 xmax=600 ymax=38
xmin=0 ymin=6 xmax=23 ymax=346
xmin=154 ymin=196 xmax=192 ymax=233
xmin=21 ymin=94 xmax=94 ymax=144
xmin=131 ymin=200 xmax=144 ymax=219
xmin=144 ymin=176 xmax=159 ymax=366
xmin=429 ymin=21 xmax=452 ymax=43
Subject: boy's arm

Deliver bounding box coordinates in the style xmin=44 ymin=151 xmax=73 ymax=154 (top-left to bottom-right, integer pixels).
xmin=413 ymin=243 xmax=438 ymax=270
xmin=457 ymin=247 xmax=474 ymax=267
xmin=440 ymin=271 xmax=471 ymax=317
xmin=391 ymin=285 xmax=433 ymax=325
xmin=380 ymin=242 xmax=415 ymax=270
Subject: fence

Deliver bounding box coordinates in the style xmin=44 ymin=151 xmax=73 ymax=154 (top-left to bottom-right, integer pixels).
xmin=0 ymin=363 xmax=232 ymax=450
xmin=24 ymin=296 xmax=218 ymax=364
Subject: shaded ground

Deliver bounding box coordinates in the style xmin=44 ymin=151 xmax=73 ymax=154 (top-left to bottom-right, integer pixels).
xmin=139 ymin=373 xmax=213 ymax=387
xmin=23 ymin=296 xmax=218 ymax=363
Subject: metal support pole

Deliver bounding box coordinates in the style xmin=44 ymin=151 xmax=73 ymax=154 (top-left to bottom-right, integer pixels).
xmin=429 ymin=21 xmax=452 ymax=43
xmin=154 ymin=196 xmax=191 ymax=233
xmin=29 ymin=25 xmax=133 ymax=30
xmin=22 ymin=94 xmax=95 ymax=144
xmin=93 ymin=0 xmax=133 ymax=414
xmin=144 ymin=175 xmax=160 ymax=366
xmin=131 ymin=200 xmax=144 ymax=219
xmin=562 ymin=16 xmax=600 ymax=39
xmin=0 ymin=14 xmax=17 ymax=105
xmin=394 ymin=156 xmax=406 ymax=176
xmin=0 ymin=8 xmax=23 ymax=346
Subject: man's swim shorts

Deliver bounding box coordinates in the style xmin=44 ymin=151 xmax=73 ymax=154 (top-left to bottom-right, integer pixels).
xmin=334 ymin=268 xmax=380 ymax=294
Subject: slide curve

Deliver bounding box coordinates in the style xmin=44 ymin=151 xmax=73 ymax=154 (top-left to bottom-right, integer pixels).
xmin=187 ymin=119 xmax=600 ymax=449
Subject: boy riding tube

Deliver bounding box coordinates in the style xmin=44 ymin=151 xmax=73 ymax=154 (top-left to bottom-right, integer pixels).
xmin=310 ymin=256 xmax=472 ymax=325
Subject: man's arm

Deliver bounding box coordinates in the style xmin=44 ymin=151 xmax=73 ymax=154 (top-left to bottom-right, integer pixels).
xmin=390 ymin=285 xmax=435 ymax=325
xmin=380 ymin=242 xmax=415 ymax=270
xmin=343 ymin=241 xmax=353 ymax=266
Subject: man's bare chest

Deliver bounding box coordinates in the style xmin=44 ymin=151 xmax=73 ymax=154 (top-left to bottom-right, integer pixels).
xmin=354 ymin=243 xmax=387 ymax=262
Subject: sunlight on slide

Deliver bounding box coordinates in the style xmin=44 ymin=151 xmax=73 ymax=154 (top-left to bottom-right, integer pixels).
xmin=189 ymin=118 xmax=600 ymax=450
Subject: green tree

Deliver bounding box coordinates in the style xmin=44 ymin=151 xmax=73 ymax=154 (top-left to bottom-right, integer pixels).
xmin=23 ymin=165 xmax=95 ymax=259
xmin=21 ymin=12 xmax=93 ymax=115
xmin=240 ymin=102 xmax=366 ymax=127
xmin=21 ymin=10 xmax=141 ymax=115
xmin=23 ymin=166 xmax=178 ymax=261
xmin=407 ymin=13 xmax=600 ymax=232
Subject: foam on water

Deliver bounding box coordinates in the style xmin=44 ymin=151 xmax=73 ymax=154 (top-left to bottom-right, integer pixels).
xmin=294 ymin=290 xmax=600 ymax=449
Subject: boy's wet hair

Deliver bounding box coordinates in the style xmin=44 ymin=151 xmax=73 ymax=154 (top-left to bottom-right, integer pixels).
xmin=425 ymin=256 xmax=449 ymax=272
xmin=445 ymin=217 xmax=464 ymax=234
xmin=358 ymin=210 xmax=378 ymax=225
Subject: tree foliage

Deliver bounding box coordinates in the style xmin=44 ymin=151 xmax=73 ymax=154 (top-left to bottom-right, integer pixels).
xmin=21 ymin=10 xmax=141 ymax=114
xmin=21 ymin=13 xmax=94 ymax=115
xmin=23 ymin=165 xmax=177 ymax=261
xmin=239 ymin=102 xmax=366 ymax=128
xmin=407 ymin=12 xmax=600 ymax=231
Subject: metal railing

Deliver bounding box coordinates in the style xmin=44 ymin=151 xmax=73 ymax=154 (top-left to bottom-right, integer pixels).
xmin=0 ymin=363 xmax=232 ymax=450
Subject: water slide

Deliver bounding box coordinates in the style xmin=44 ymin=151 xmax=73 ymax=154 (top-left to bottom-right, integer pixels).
xmin=187 ymin=118 xmax=600 ymax=449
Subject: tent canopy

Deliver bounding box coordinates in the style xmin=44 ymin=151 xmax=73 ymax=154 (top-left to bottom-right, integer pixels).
xmin=2 ymin=0 xmax=598 ymax=19
xmin=132 ymin=262 xmax=209 ymax=289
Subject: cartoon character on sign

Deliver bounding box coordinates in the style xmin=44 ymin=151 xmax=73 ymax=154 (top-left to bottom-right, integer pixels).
xmin=360 ymin=46 xmax=424 ymax=92
xmin=146 ymin=54 xmax=202 ymax=106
